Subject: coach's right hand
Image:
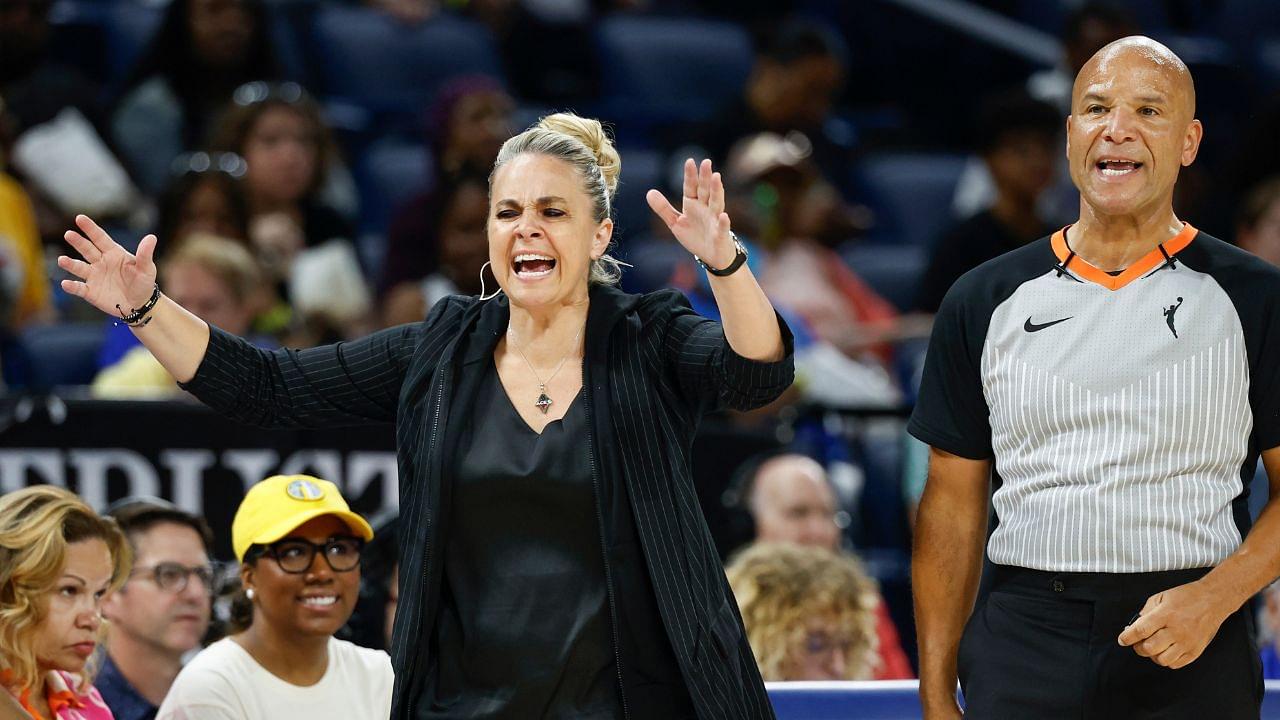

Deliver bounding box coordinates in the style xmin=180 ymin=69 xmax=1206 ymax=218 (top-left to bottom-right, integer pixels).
xmin=58 ymin=214 xmax=158 ymax=319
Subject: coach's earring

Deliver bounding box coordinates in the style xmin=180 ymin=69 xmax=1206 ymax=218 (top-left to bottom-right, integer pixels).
xmin=479 ymin=261 xmax=503 ymax=301
xmin=246 ymin=588 xmax=255 ymax=601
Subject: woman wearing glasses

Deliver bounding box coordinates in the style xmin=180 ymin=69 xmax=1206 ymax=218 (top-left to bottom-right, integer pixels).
xmin=0 ymin=485 xmax=130 ymax=720
xmin=156 ymin=475 xmax=391 ymax=720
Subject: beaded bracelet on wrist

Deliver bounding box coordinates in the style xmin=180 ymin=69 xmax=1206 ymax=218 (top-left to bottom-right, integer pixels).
xmin=116 ymin=284 xmax=161 ymax=327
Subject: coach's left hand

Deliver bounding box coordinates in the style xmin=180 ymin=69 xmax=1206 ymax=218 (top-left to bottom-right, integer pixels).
xmin=1117 ymin=580 xmax=1230 ymax=669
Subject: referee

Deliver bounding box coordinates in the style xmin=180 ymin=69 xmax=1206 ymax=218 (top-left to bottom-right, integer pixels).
xmin=911 ymin=37 xmax=1280 ymax=719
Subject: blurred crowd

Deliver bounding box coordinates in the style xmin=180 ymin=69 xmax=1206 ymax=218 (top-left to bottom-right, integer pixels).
xmin=4 ymin=0 xmax=1280 ymax=706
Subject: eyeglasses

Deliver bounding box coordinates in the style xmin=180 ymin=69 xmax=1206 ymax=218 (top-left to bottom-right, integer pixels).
xmin=170 ymin=151 xmax=248 ymax=180
xmin=129 ymin=562 xmax=217 ymax=594
xmin=233 ymin=81 xmax=306 ymax=107
xmin=257 ymin=537 xmax=364 ymax=574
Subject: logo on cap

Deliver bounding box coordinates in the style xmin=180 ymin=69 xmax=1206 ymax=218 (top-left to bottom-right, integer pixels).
xmin=286 ymin=479 xmax=325 ymax=501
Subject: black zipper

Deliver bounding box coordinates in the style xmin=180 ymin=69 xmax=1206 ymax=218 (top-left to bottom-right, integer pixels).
xmin=583 ymin=361 xmax=631 ymax=720
xmin=402 ymin=373 xmax=447 ymax=719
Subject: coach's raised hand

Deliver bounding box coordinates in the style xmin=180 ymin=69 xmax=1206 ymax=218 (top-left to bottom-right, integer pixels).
xmin=58 ymin=214 xmax=210 ymax=382
xmin=58 ymin=215 xmax=158 ymax=319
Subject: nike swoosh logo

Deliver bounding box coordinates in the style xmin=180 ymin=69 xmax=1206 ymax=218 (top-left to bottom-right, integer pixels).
xmin=1024 ymin=316 xmax=1073 ymax=332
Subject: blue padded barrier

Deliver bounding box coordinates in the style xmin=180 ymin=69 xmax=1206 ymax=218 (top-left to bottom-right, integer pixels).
xmin=766 ymin=680 xmax=1280 ymax=718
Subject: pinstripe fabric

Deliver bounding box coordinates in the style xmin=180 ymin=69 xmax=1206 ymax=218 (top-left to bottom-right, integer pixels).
xmin=181 ymin=286 xmax=792 ymax=720
xmin=910 ymin=232 xmax=1280 ymax=575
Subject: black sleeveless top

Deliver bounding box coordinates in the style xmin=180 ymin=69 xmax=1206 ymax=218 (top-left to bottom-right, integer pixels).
xmin=420 ymin=361 xmax=621 ymax=718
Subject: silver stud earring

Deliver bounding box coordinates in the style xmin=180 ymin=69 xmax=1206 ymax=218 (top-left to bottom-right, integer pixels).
xmin=246 ymin=588 xmax=255 ymax=601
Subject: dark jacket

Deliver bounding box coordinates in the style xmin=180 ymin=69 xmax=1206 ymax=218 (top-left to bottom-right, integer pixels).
xmin=182 ymin=285 xmax=793 ymax=720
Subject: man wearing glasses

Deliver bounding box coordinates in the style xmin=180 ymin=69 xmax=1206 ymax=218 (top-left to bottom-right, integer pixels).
xmin=100 ymin=498 xmax=216 ymax=720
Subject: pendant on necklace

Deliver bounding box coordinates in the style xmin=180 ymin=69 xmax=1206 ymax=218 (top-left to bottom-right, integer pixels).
xmin=535 ymin=385 xmax=553 ymax=414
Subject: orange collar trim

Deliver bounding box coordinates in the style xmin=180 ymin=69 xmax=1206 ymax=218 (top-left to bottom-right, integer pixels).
xmin=1052 ymin=222 xmax=1197 ymax=290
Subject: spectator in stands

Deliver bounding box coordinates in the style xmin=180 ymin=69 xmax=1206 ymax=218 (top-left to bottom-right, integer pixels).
xmin=356 ymin=0 xmax=437 ymax=24
xmin=97 ymin=499 xmax=214 ymax=720
xmin=1236 ymin=177 xmax=1280 ymax=268
xmin=112 ymin=0 xmax=280 ymax=195
xmin=742 ymin=453 xmax=914 ymax=680
xmin=97 ymin=155 xmax=257 ymax=372
xmin=954 ymin=5 xmax=1134 ymax=224
xmin=381 ymin=173 xmax=490 ymax=326
xmin=92 ymin=235 xmax=261 ymax=399
xmin=154 ymin=153 xmax=252 ymax=258
xmin=156 ymin=475 xmax=392 ymax=719
xmin=1 ymin=0 xmax=141 ymax=244
xmin=379 ymin=76 xmax=514 ymax=300
xmin=727 ymin=542 xmax=880 ymax=681
xmin=211 ymin=82 xmax=370 ymax=343
xmin=725 ymin=132 xmax=908 ymax=360
xmin=699 ymin=20 xmax=853 ymax=194
xmin=916 ymin=91 xmax=1059 ymax=314
xmin=0 ymin=485 xmax=131 ymax=719
xmin=1027 ymin=3 xmax=1138 ymax=112
xmin=0 ymin=170 xmax=52 ymax=328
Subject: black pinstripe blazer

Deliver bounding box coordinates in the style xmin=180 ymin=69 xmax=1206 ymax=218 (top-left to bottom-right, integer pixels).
xmin=182 ymin=285 xmax=793 ymax=719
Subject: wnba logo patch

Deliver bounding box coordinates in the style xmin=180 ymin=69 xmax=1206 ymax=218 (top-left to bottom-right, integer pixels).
xmin=286 ymin=479 xmax=325 ymax=501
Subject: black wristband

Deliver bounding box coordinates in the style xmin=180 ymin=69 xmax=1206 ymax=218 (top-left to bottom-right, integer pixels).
xmin=116 ymin=284 xmax=161 ymax=327
xmin=695 ymin=233 xmax=749 ymax=277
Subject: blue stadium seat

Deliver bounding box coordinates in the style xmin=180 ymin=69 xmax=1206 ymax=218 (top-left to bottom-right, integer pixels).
xmin=310 ymin=6 xmax=503 ymax=124
xmin=594 ymin=15 xmax=753 ymax=131
xmin=354 ymin=137 xmax=432 ymax=234
xmin=855 ymin=153 xmax=967 ymax=249
xmin=612 ymin=149 xmax=663 ymax=237
xmin=19 ymin=324 xmax=106 ymax=390
xmin=104 ymin=2 xmax=163 ymax=91
xmin=839 ymin=243 xmax=927 ymax=313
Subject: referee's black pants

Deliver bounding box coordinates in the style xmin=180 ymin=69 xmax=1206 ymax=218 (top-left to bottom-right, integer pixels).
xmin=958 ymin=565 xmax=1262 ymax=719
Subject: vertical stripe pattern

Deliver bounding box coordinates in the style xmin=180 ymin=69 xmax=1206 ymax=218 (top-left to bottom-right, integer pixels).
xmin=982 ymin=335 xmax=1251 ymax=572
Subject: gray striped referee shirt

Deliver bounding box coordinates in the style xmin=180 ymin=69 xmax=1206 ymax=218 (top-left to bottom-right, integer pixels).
xmin=909 ymin=225 xmax=1280 ymax=573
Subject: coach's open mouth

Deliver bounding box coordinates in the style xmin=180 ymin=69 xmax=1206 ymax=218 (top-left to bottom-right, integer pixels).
xmin=513 ymin=253 xmax=557 ymax=279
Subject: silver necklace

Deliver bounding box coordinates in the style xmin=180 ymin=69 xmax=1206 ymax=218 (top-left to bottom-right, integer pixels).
xmin=508 ymin=324 xmax=584 ymax=413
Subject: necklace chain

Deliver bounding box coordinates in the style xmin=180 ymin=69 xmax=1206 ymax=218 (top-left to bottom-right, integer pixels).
xmin=508 ymin=323 xmax=584 ymax=412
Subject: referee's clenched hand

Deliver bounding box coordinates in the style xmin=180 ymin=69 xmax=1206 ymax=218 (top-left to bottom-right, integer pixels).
xmin=1117 ymin=581 xmax=1231 ymax=669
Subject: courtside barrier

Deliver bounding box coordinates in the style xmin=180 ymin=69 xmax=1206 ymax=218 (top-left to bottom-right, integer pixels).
xmin=766 ymin=680 xmax=1280 ymax=719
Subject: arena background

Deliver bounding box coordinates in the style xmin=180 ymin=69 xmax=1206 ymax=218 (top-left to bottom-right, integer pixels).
xmin=4 ymin=0 xmax=1280 ymax=716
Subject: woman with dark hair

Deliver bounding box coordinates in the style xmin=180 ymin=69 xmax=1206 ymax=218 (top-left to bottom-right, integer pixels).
xmin=378 ymin=75 xmax=514 ymax=298
xmin=210 ymin=82 xmax=352 ymax=269
xmin=157 ymin=475 xmax=392 ymax=719
xmin=380 ymin=171 xmax=490 ymax=326
xmin=210 ymin=82 xmax=368 ymax=343
xmin=97 ymin=154 xmax=255 ymax=371
xmin=111 ymin=0 xmax=280 ymax=194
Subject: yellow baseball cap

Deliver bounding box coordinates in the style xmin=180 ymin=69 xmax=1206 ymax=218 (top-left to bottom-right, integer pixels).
xmin=231 ymin=475 xmax=374 ymax=562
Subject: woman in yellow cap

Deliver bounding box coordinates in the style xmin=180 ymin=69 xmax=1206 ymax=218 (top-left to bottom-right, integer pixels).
xmin=60 ymin=112 xmax=792 ymax=720
xmin=156 ymin=475 xmax=391 ymax=720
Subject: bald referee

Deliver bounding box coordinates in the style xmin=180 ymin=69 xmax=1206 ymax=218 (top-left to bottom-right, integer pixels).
xmin=911 ymin=37 xmax=1280 ymax=719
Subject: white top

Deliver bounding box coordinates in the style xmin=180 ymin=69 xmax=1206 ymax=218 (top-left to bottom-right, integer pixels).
xmin=155 ymin=637 xmax=393 ymax=720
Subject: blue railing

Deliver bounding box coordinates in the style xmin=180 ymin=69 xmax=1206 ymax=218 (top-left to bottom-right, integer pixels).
xmin=767 ymin=680 xmax=1280 ymax=719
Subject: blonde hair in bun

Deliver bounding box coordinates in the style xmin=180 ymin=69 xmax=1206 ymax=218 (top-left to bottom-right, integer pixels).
xmin=491 ymin=112 xmax=624 ymax=286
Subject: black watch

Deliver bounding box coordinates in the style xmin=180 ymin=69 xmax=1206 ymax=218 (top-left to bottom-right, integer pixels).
xmin=695 ymin=233 xmax=749 ymax=277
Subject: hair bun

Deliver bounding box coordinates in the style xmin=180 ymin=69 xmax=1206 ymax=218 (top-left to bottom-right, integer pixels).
xmin=537 ymin=112 xmax=621 ymax=196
